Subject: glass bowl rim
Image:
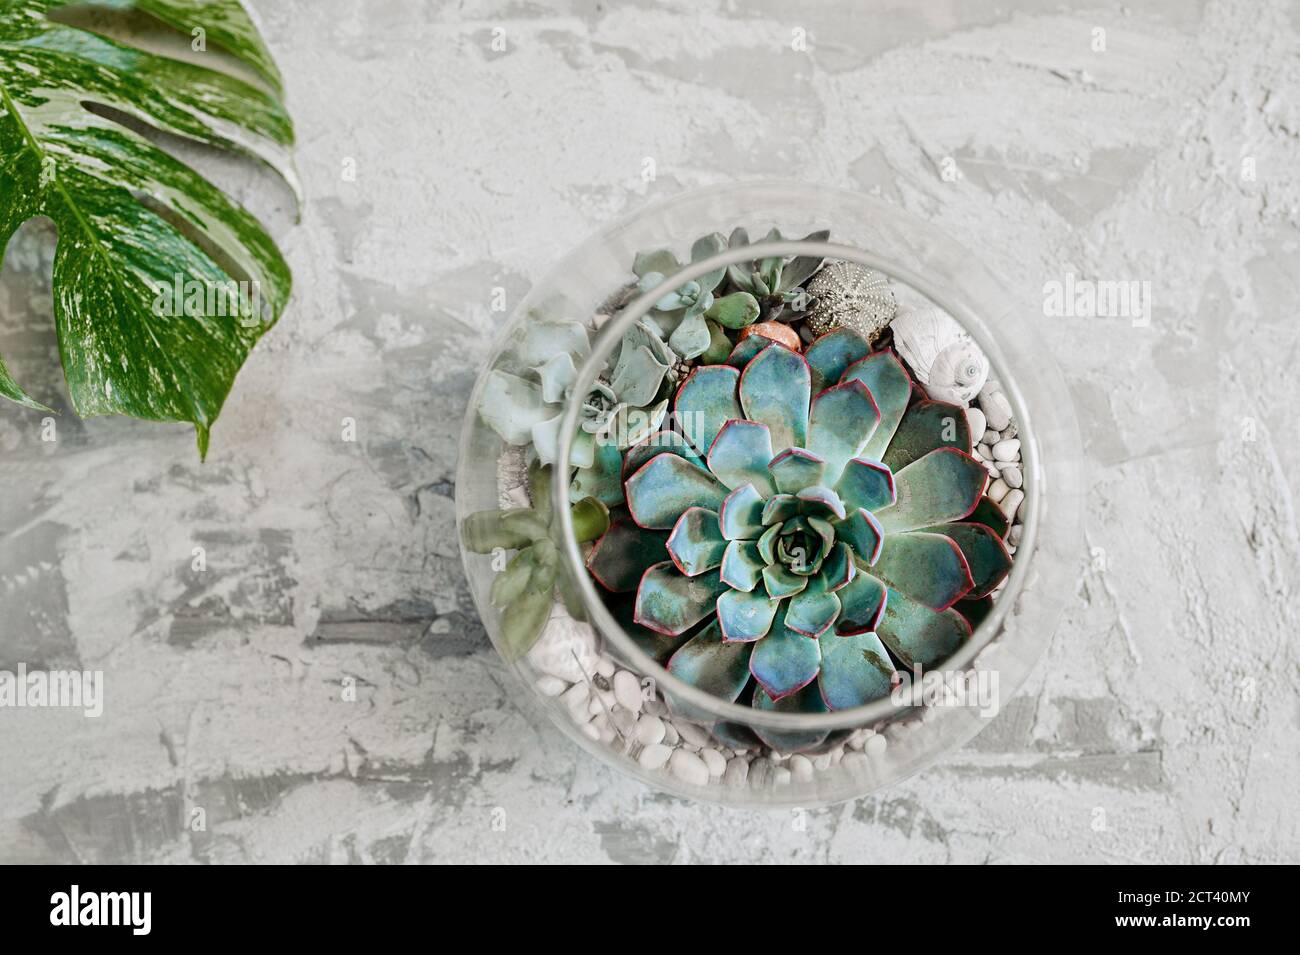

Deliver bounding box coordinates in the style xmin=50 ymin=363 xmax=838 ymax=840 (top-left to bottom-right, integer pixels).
xmin=552 ymin=227 xmax=1045 ymax=732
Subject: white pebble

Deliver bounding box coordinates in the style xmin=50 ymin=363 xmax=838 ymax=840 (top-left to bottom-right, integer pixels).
xmin=813 ymin=753 xmax=832 ymax=771
xmin=560 ymin=682 xmax=589 ymax=715
xmin=634 ymin=714 xmax=666 ymax=746
xmin=975 ymin=443 xmax=993 ymax=461
xmin=526 ymin=608 xmax=600 ymax=683
xmin=1001 ymin=465 xmax=1023 ymax=489
xmin=983 ymin=429 xmax=1001 ymax=445
xmin=700 ymin=748 xmax=727 ymax=776
xmin=675 ymin=721 xmax=711 ymax=748
xmin=536 ymin=675 xmax=568 ymax=697
xmin=669 ymin=749 xmax=710 ymax=786
xmin=587 ymin=697 xmax=605 ymax=717
xmin=992 ymin=438 xmax=1021 ymax=462
xmin=865 ymin=734 xmax=887 ymax=758
xmin=610 ymin=707 xmax=637 ymax=737
xmin=789 ymin=755 xmax=814 ymax=781
xmin=580 ymin=721 xmax=601 ymax=741
xmin=981 ymin=390 xmax=1012 ymax=431
xmin=987 ymin=478 xmax=1010 ymax=503
xmin=1008 ymin=524 xmax=1023 ymax=546
xmin=965 ymin=407 xmax=986 ymax=445
xmin=613 ymin=670 xmax=643 ymax=714
xmin=595 ymin=658 xmax=615 ymax=678
xmin=643 ymin=699 xmax=667 ymax=717
xmin=639 ymin=743 xmax=672 ymax=770
xmin=724 ymin=757 xmax=750 ymax=786
xmin=748 ymin=757 xmax=773 ymax=787
xmin=842 ymin=751 xmax=869 ymax=773
xmin=1000 ymin=488 xmax=1025 ymax=523
xmin=662 ymin=723 xmax=679 ymax=746
xmin=774 ymin=768 xmax=792 ymax=786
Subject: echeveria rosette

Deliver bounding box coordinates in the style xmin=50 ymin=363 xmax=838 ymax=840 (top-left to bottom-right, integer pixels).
xmin=724 ymin=226 xmax=829 ymax=321
xmin=586 ymin=328 xmax=1012 ymax=748
xmin=479 ymin=319 xmax=673 ymax=500
xmin=633 ymin=233 xmax=764 ymax=361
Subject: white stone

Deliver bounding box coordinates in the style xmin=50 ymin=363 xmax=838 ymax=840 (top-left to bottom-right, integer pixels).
xmin=642 ymin=699 xmax=667 ymax=717
xmin=525 ymin=606 xmax=600 ymax=683
xmin=613 ymin=670 xmax=643 ymax=714
xmin=992 ymin=438 xmax=1021 ymax=462
xmin=1001 ymin=465 xmax=1023 ymax=489
xmin=965 ymin=406 xmax=986 ymax=445
xmin=662 ymin=722 xmax=679 ymax=746
xmin=789 ymin=754 xmax=814 ymax=781
xmin=595 ymin=658 xmax=615 ymax=678
xmin=634 ymin=714 xmax=666 ymax=746
xmin=610 ymin=707 xmax=637 ymax=738
xmin=669 ymin=749 xmax=710 ymax=786
xmin=865 ymin=734 xmax=888 ymax=758
xmin=502 ymin=485 xmax=530 ymax=509
xmin=700 ymin=748 xmax=727 ymax=776
xmin=724 ymin=757 xmax=749 ymax=786
xmin=748 ymin=757 xmax=773 ymax=787
xmin=774 ymin=768 xmax=792 ymax=786
xmin=1000 ymin=488 xmax=1025 ymax=523
xmin=580 ymin=721 xmax=601 ymax=741
xmin=1008 ymin=524 xmax=1023 ymax=546
xmin=980 ymin=386 xmax=1012 ymax=431
xmin=987 ymin=478 xmax=1010 ymax=503
xmin=536 ymin=675 xmax=568 ymax=697
xmin=675 ymin=721 xmax=711 ymax=748
xmin=638 ymin=743 xmax=672 ymax=770
xmin=983 ymin=429 xmax=1001 ymax=445
xmin=813 ymin=753 xmax=832 ymax=771
xmin=560 ymin=682 xmax=589 ymax=716
xmin=842 ymin=751 xmax=869 ymax=773
xmin=975 ymin=443 xmax=993 ymax=461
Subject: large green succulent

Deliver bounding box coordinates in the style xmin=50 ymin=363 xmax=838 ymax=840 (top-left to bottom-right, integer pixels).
xmin=585 ymin=327 xmax=1011 ymax=750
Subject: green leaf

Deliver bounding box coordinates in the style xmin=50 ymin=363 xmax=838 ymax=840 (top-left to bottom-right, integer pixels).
xmin=705 ymin=291 xmax=760 ymax=329
xmin=0 ymin=0 xmax=294 ymax=456
xmin=463 ymin=507 xmax=544 ymax=552
xmin=499 ymin=587 xmax=554 ymax=661
xmin=490 ymin=547 xmax=537 ymax=607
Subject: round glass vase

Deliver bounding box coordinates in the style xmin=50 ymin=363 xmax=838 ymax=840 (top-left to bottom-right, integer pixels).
xmin=457 ymin=182 xmax=1083 ymax=807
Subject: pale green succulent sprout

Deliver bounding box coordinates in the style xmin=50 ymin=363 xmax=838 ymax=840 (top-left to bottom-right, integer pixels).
xmin=633 ymin=232 xmax=764 ymax=361
xmin=479 ymin=318 xmax=674 ymax=477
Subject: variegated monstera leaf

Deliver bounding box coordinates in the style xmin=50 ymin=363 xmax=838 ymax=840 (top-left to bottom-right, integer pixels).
xmin=586 ymin=327 xmax=1012 ymax=750
xmin=0 ymin=0 xmax=294 ymax=457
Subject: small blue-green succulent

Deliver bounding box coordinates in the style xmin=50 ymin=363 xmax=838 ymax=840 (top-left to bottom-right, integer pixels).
xmin=633 ymin=233 xmax=763 ymax=361
xmin=585 ymin=327 xmax=1011 ymax=751
xmin=479 ymin=318 xmax=674 ymax=475
xmin=724 ymin=227 xmax=829 ymax=321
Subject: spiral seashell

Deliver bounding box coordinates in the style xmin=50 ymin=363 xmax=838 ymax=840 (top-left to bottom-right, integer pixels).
xmin=890 ymin=305 xmax=989 ymax=405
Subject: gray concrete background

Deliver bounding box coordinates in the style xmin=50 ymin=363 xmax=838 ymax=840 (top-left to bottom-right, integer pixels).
xmin=2 ymin=0 xmax=1298 ymax=863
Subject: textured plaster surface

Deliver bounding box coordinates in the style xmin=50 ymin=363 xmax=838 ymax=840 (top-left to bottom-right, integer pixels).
xmin=1 ymin=0 xmax=1298 ymax=864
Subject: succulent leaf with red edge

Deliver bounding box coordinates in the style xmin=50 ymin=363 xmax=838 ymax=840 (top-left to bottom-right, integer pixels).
xmin=584 ymin=327 xmax=1010 ymax=736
